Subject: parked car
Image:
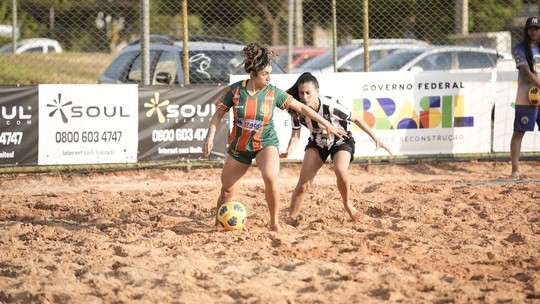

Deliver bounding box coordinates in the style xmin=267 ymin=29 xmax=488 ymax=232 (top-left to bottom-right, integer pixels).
xmin=292 ymin=39 xmax=429 ymax=73
xmin=0 ymin=38 xmax=62 ymax=54
xmin=272 ymin=46 xmax=328 ymax=72
xmin=98 ymin=35 xmax=285 ymax=85
xmin=369 ymin=45 xmax=513 ymax=72
xmin=0 ymin=24 xmax=19 ymax=38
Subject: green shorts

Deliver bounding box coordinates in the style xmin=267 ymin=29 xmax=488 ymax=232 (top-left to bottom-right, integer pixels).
xmin=228 ymin=145 xmax=279 ymax=165
xmin=227 ymin=148 xmax=260 ymax=165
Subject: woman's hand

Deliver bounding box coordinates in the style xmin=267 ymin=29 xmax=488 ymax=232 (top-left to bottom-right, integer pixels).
xmin=203 ymin=139 xmax=213 ymax=157
xmin=326 ymin=125 xmax=347 ymax=139
xmin=375 ymin=139 xmax=393 ymax=155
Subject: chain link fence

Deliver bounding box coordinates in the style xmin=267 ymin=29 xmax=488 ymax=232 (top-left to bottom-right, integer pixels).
xmin=0 ymin=0 xmax=536 ymax=85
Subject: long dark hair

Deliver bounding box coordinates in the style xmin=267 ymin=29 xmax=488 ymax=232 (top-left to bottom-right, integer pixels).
xmin=286 ymin=72 xmax=320 ymax=101
xmin=523 ymin=27 xmax=540 ymax=73
xmin=285 ymin=72 xmax=320 ymax=115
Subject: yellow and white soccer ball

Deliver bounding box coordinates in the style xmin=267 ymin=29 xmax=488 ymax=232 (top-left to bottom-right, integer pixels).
xmin=528 ymin=86 xmax=540 ymax=105
xmin=217 ymin=201 xmax=247 ymax=230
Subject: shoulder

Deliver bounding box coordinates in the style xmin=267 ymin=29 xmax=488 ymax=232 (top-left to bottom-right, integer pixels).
xmin=513 ymin=42 xmax=527 ymax=53
xmin=321 ymin=95 xmax=351 ymax=117
xmin=219 ymin=80 xmax=245 ymax=100
xmin=266 ymin=83 xmax=281 ymax=91
xmin=266 ymin=83 xmax=288 ymax=96
xmin=230 ymin=79 xmax=247 ymax=89
xmin=319 ymin=95 xmax=336 ymax=105
xmin=221 ymin=80 xmax=247 ymax=96
xmin=320 ymin=95 xmax=346 ymax=108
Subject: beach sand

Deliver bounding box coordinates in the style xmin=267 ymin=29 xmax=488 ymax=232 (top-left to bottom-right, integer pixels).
xmin=1 ymin=160 xmax=539 ymax=303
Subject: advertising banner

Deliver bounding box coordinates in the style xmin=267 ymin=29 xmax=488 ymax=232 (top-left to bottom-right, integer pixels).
xmin=233 ymin=71 xmax=494 ymax=159
xmin=0 ymin=86 xmax=39 ymax=165
xmin=38 ymin=84 xmax=139 ymax=165
xmin=137 ymin=85 xmax=229 ymax=161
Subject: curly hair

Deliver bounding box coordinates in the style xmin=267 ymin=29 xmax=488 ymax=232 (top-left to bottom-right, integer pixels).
xmin=241 ymin=42 xmax=276 ymax=74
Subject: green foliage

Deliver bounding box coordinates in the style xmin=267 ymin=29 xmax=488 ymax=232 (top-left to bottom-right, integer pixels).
xmin=0 ymin=0 xmax=48 ymax=40
xmin=21 ymin=0 xmax=74 ymax=11
xmin=0 ymin=0 xmax=528 ymax=80
xmin=9 ymin=0 xmax=525 ymax=51
xmin=238 ymin=18 xmax=260 ymax=43
xmin=150 ymin=14 xmax=203 ymax=36
xmin=469 ymin=0 xmax=522 ymax=32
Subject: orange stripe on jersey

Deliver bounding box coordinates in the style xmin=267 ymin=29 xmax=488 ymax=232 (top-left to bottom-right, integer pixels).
xmin=228 ymin=86 xmax=242 ymax=149
xmin=252 ymin=89 xmax=274 ymax=150
xmin=235 ymin=95 xmax=258 ymax=151
xmin=280 ymin=94 xmax=293 ymax=110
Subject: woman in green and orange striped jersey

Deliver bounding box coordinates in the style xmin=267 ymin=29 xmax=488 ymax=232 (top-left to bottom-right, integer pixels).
xmin=203 ymin=42 xmax=346 ymax=231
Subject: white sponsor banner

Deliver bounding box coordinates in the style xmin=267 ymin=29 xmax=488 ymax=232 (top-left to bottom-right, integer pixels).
xmin=38 ymin=84 xmax=138 ymax=165
xmin=233 ymin=71 xmax=493 ymax=159
xmin=492 ymin=69 xmax=540 ymax=152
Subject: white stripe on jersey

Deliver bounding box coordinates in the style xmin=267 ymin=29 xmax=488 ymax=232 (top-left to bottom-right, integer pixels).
xmin=292 ymin=95 xmax=352 ymax=149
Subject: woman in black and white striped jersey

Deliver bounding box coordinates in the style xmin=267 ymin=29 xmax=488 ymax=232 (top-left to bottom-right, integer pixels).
xmin=281 ymin=72 xmax=392 ymax=220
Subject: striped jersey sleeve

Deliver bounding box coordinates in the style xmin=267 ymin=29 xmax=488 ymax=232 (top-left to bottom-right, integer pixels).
xmin=215 ymin=80 xmax=244 ymax=111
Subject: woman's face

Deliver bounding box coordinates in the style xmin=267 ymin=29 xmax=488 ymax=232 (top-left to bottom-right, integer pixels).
xmin=528 ymin=26 xmax=540 ymax=42
xmin=252 ymin=65 xmax=272 ymax=88
xmin=297 ymin=82 xmax=319 ymax=110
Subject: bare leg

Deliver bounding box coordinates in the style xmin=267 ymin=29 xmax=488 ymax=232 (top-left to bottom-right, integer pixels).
xmin=510 ymin=131 xmax=525 ymax=179
xmin=255 ymin=146 xmax=282 ymax=231
xmin=216 ymin=155 xmax=250 ymax=225
xmin=332 ymin=151 xmax=358 ymax=220
xmin=290 ymin=148 xmax=323 ymax=217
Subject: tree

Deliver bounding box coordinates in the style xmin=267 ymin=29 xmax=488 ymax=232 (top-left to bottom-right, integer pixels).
xmin=257 ymin=0 xmax=288 ymax=45
xmin=0 ymin=0 xmax=48 ymax=43
xmin=469 ymin=0 xmax=522 ymax=33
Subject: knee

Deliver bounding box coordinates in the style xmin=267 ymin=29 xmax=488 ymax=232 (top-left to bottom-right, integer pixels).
xmin=334 ymin=167 xmax=349 ymax=182
xmin=261 ymin=171 xmax=279 ymax=187
xmin=512 ymin=131 xmax=525 ymax=141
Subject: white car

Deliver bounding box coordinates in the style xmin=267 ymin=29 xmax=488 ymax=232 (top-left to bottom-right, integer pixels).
xmin=369 ymin=45 xmax=513 ymax=72
xmin=292 ymin=39 xmax=429 ymax=73
xmin=0 ymin=38 xmax=63 ymax=54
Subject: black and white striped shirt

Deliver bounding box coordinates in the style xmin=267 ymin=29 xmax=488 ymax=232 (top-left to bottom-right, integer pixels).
xmin=292 ymin=95 xmax=353 ymax=149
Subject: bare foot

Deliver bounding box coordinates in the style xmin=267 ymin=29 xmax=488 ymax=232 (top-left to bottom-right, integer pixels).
xmin=289 ymin=199 xmax=303 ymax=218
xmin=289 ymin=210 xmax=299 ymax=218
xmin=344 ymin=203 xmax=360 ymax=221
xmin=285 ymin=214 xmax=303 ymax=227
xmin=510 ymin=171 xmax=520 ymax=180
xmin=270 ymin=222 xmax=282 ymax=231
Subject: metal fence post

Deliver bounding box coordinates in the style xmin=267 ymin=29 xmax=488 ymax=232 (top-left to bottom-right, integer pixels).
xmin=0 ymin=0 xmax=523 ymax=85
xmin=455 ymin=0 xmax=469 ymax=35
xmin=331 ymin=0 xmax=337 ymax=72
xmin=12 ymin=0 xmax=17 ymax=55
xmin=287 ymin=0 xmax=294 ymax=72
xmin=363 ymin=0 xmax=369 ymax=72
xmin=141 ymin=0 xmax=150 ymax=85
xmin=182 ymin=0 xmax=189 ymax=85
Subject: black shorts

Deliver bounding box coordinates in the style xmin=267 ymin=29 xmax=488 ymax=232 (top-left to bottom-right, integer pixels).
xmin=305 ymin=136 xmax=356 ymax=163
